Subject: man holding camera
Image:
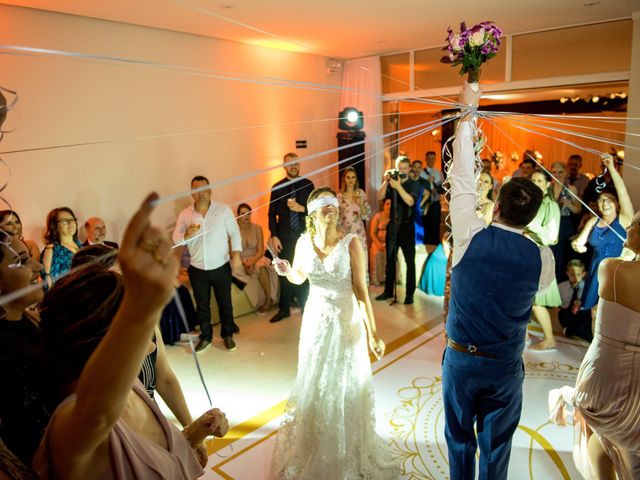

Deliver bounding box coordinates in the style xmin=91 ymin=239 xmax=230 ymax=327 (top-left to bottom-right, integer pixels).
xmin=376 ymin=156 xmax=420 ymax=304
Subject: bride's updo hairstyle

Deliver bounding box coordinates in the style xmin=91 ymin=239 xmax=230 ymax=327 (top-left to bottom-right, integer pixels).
xmin=305 ymin=187 xmax=339 ymax=236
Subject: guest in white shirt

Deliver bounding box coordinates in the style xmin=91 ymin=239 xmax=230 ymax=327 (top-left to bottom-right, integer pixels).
xmin=173 ymin=175 xmax=242 ymax=352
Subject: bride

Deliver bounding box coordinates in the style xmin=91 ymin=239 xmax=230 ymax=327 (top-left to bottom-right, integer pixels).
xmin=269 ymin=187 xmax=400 ymax=479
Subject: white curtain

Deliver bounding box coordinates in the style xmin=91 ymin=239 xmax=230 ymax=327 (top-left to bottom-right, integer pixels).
xmin=341 ymin=56 xmax=384 ymax=211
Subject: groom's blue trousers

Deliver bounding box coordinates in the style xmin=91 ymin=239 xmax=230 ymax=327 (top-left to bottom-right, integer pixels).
xmin=442 ymin=347 xmax=525 ymax=480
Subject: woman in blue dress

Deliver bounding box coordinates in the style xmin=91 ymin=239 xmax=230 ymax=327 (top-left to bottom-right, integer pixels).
xmin=41 ymin=207 xmax=82 ymax=288
xmin=419 ymin=233 xmax=450 ymax=296
xmin=572 ymin=154 xmax=633 ymax=315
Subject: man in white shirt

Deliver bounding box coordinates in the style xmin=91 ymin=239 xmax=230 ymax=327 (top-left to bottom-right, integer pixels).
xmin=443 ymin=83 xmax=555 ymax=480
xmin=173 ymin=175 xmax=243 ymax=352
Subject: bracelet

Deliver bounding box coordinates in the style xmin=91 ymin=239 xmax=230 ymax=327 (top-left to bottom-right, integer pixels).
xmin=181 ymin=428 xmax=204 ymax=449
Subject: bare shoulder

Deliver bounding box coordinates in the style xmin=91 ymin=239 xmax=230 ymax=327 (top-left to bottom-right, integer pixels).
xmin=599 ymin=257 xmax=624 ymax=276
xmin=348 ymin=235 xmax=363 ymax=256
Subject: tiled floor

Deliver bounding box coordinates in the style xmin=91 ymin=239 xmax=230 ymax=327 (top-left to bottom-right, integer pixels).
xmin=159 ymin=287 xmax=586 ymax=479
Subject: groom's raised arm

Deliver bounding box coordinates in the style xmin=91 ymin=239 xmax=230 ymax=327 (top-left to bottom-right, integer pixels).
xmin=450 ymin=83 xmax=486 ymax=267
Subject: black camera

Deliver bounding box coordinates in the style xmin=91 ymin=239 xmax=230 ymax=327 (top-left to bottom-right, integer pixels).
xmin=388 ymin=169 xmax=406 ymax=180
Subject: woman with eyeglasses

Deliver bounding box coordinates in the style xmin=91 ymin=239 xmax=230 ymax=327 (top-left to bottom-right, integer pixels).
xmin=0 ymin=210 xmax=40 ymax=261
xmin=572 ymin=154 xmax=633 ymax=322
xmin=41 ymin=208 xmax=82 ymax=288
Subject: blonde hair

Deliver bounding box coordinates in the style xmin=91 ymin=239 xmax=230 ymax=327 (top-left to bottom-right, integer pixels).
xmin=305 ymin=187 xmax=339 ymax=236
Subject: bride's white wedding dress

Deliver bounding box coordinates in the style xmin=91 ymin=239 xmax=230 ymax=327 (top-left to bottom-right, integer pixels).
xmin=269 ymin=233 xmax=400 ymax=480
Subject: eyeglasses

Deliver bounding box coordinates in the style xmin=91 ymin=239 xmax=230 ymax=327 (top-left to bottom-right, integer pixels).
xmin=57 ymin=218 xmax=77 ymax=226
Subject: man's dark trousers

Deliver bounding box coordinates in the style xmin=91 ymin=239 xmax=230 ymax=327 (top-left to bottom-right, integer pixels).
xmin=188 ymin=263 xmax=236 ymax=340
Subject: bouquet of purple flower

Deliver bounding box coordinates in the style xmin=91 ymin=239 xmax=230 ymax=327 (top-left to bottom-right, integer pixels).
xmin=440 ymin=21 xmax=503 ymax=83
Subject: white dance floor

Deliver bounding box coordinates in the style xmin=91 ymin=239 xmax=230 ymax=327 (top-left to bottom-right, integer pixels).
xmin=161 ymin=289 xmax=588 ymax=479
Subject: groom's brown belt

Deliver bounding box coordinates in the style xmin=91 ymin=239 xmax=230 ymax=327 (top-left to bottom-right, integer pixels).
xmin=447 ymin=339 xmax=497 ymax=359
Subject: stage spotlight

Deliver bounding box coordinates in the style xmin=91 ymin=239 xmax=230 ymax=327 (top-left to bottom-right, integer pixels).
xmin=339 ymin=107 xmax=364 ymax=131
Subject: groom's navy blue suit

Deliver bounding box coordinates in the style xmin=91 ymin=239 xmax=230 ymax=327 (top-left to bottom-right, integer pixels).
xmin=443 ymin=117 xmax=553 ymax=480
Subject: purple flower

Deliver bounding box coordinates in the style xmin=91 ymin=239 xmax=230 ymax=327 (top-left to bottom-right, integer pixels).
xmin=447 ymin=26 xmax=454 ymax=43
xmin=442 ymin=20 xmax=502 ymax=69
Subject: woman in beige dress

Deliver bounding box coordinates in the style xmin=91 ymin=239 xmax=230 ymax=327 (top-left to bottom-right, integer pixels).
xmin=574 ymin=210 xmax=640 ymax=480
xmin=235 ymin=203 xmax=278 ymax=313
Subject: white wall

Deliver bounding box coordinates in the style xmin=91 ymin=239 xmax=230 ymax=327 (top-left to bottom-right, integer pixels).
xmin=0 ymin=4 xmax=342 ymax=246
xmin=626 ymin=11 xmax=640 ymax=213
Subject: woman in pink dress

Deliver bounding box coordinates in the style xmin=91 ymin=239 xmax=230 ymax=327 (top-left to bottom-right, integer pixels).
xmin=33 ymin=194 xmax=229 ymax=480
xmin=337 ymin=167 xmax=371 ymax=258
xmin=573 ymin=206 xmax=640 ymax=480
xmin=369 ymin=199 xmax=391 ymax=286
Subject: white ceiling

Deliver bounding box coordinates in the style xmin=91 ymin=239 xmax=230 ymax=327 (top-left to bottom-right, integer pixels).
xmin=3 ymin=0 xmax=637 ymax=59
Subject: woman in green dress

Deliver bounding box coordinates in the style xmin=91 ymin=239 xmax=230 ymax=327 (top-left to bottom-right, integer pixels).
xmin=528 ymin=169 xmax=562 ymax=350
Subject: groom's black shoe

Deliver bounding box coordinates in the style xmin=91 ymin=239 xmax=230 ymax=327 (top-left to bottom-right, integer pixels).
xmin=375 ymin=292 xmax=393 ymax=301
xmin=269 ymin=310 xmax=291 ymax=323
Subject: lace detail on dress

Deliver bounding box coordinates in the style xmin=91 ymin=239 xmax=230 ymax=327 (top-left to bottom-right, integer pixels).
xmin=269 ymin=233 xmax=399 ymax=480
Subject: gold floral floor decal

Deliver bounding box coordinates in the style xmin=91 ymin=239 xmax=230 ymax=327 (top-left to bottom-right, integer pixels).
xmin=202 ymin=325 xmax=589 ymax=479
xmin=388 ymin=360 xmax=583 ymax=479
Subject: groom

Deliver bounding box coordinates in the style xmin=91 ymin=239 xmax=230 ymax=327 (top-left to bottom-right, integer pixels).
xmin=442 ymin=83 xmax=554 ymax=480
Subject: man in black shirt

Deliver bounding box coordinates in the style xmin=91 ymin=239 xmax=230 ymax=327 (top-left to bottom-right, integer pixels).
xmin=375 ymin=157 xmax=420 ymax=304
xmin=268 ymin=152 xmax=315 ymax=323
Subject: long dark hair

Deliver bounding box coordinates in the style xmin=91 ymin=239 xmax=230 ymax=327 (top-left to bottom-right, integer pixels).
xmin=532 ymin=168 xmax=555 ymax=201
xmin=479 ymin=170 xmax=494 ymax=201
xmin=71 ymin=244 xmax=119 ymax=269
xmin=39 ymin=264 xmax=124 ymax=405
xmin=44 ymin=207 xmax=79 ymax=244
xmin=0 ymin=209 xmax=20 ymax=225
xmin=0 ymin=209 xmax=22 ymax=239
xmin=236 ymin=203 xmax=252 ymax=216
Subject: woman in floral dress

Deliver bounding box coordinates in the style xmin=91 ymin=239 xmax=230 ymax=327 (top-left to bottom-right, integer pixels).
xmin=337 ymin=167 xmax=371 ymax=264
